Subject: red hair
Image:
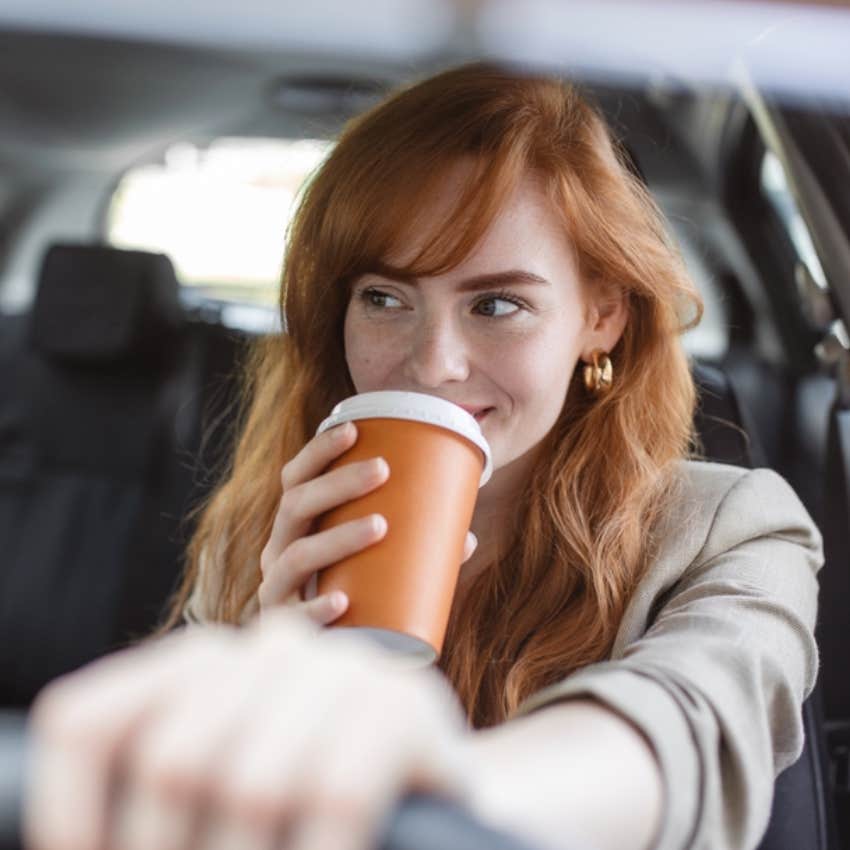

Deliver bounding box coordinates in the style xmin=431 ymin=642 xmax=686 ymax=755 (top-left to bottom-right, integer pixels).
xmin=161 ymin=63 xmax=702 ymax=729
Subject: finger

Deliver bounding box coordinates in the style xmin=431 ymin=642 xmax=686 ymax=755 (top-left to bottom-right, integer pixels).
xmin=461 ymin=531 xmax=478 ymax=564
xmin=281 ymin=422 xmax=358 ymax=492
xmin=259 ymin=514 xmax=387 ymax=609
xmin=209 ymin=651 xmax=348 ymax=843
xmin=192 ymin=813 xmax=272 ymax=850
xmin=110 ymin=783 xmax=201 ymax=850
xmin=115 ymin=641 xmax=267 ymax=850
xmin=263 ymin=457 xmax=389 ymax=566
xmin=26 ymin=637 xmax=189 ymax=850
xmin=289 ymin=736 xmax=401 ymax=850
xmin=288 ymin=678 xmax=432 ymax=850
xmin=114 ymin=617 xmax=316 ymax=850
xmin=296 ymin=592 xmax=350 ymax=626
xmin=25 ymin=630 xmax=235 ymax=850
xmin=288 ymin=813 xmax=372 ymax=850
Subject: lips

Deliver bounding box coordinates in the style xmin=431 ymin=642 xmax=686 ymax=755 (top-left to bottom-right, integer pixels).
xmin=450 ymin=403 xmax=494 ymax=421
xmin=430 ymin=399 xmax=495 ymax=422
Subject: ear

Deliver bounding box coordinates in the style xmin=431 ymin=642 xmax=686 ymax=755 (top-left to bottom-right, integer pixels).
xmin=580 ymin=286 xmax=629 ymax=362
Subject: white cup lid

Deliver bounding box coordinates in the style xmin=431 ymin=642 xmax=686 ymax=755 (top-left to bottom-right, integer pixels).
xmin=316 ymin=390 xmax=492 ymax=485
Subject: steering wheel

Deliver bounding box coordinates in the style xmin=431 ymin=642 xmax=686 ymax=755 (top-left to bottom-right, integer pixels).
xmin=0 ymin=710 xmax=545 ymax=850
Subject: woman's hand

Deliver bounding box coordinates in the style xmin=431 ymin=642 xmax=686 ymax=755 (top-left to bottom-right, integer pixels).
xmin=260 ymin=422 xmax=478 ymax=626
xmin=25 ymin=609 xmax=472 ymax=850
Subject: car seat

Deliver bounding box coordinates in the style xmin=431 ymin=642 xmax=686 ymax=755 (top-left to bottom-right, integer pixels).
xmin=693 ymin=360 xmax=838 ymax=850
xmin=0 ymin=244 xmax=245 ymax=707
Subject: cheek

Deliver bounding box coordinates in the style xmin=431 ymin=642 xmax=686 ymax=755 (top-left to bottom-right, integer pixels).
xmin=490 ymin=330 xmax=580 ymax=406
xmin=483 ymin=331 xmax=581 ymax=466
xmin=344 ymin=317 xmax=395 ymax=392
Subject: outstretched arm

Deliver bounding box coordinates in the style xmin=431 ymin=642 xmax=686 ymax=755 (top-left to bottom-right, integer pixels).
xmin=462 ymin=699 xmax=662 ymax=850
xmin=23 ymin=612 xmax=658 ymax=850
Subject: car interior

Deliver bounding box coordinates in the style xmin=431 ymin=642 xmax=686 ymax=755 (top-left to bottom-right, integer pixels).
xmin=1 ymin=4 xmax=849 ymax=849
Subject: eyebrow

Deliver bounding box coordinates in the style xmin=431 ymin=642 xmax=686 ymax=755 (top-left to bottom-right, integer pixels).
xmin=369 ymin=269 xmax=551 ymax=292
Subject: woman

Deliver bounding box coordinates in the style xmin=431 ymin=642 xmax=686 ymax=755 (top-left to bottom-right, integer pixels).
xmin=25 ymin=63 xmax=822 ymax=850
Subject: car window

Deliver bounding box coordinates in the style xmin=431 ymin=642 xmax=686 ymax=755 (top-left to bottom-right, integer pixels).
xmin=760 ymin=148 xmax=828 ymax=290
xmin=675 ymin=225 xmax=729 ymax=360
xmin=107 ymin=137 xmax=333 ymax=307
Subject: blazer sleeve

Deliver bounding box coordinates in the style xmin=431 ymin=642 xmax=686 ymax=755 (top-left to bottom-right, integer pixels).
xmin=181 ymin=548 xmax=215 ymax=626
xmin=512 ymin=468 xmax=823 ymax=850
xmin=182 ymin=540 xmax=261 ymax=626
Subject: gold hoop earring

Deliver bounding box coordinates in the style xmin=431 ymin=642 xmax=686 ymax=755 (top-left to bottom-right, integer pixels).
xmin=583 ymin=350 xmax=613 ymax=396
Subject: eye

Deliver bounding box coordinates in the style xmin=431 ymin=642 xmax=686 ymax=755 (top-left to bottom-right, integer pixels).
xmin=358 ymin=287 xmax=402 ymax=309
xmin=473 ymin=291 xmax=526 ymax=318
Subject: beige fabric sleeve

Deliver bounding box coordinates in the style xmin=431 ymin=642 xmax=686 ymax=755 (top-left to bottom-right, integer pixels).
xmin=513 ymin=469 xmax=823 ymax=850
xmin=182 ymin=537 xmax=261 ymax=626
xmin=181 ymin=547 xmax=217 ymax=626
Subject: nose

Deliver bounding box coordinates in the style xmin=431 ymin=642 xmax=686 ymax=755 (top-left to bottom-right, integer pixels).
xmin=402 ymin=316 xmax=470 ymax=388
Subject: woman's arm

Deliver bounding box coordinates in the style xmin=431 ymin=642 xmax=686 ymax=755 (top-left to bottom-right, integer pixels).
xmin=461 ymin=699 xmax=662 ymax=850
xmin=462 ymin=466 xmax=822 ymax=850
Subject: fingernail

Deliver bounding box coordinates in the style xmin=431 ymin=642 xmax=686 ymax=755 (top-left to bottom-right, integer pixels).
xmin=331 ymin=591 xmax=348 ymax=609
xmin=469 ymin=531 xmax=478 ymax=549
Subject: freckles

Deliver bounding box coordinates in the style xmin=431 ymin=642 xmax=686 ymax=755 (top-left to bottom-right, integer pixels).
xmin=351 ymin=353 xmax=379 ymax=382
xmin=486 ymin=330 xmax=545 ymax=361
xmin=350 ymin=341 xmax=396 ymax=387
xmin=478 ymin=341 xmax=541 ymax=393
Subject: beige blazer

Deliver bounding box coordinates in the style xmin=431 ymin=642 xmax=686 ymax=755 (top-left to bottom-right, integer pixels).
xmin=515 ymin=460 xmax=823 ymax=850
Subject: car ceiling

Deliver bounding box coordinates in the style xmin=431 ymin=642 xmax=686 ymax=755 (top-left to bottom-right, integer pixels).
xmin=0 ymin=31 xmax=322 ymax=173
xmin=0 ymin=28 xmax=711 ymax=194
xmin=1 ymin=0 xmax=847 ymax=183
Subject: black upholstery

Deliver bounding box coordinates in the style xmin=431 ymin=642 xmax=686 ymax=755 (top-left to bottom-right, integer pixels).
xmin=692 ymin=360 xmax=836 ymax=850
xmin=0 ymin=245 xmax=246 ymax=707
xmin=691 ymin=360 xmax=766 ymax=469
xmin=758 ymin=683 xmax=836 ymax=850
xmin=816 ymin=399 xmax=850 ymax=844
xmin=30 ymin=245 xmax=184 ymax=362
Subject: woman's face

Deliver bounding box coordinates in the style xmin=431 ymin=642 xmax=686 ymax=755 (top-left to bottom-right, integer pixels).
xmin=343 ymin=169 xmax=627 ymax=478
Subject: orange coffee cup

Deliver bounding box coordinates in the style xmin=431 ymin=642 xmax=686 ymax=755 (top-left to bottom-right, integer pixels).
xmin=313 ymin=391 xmax=492 ymax=665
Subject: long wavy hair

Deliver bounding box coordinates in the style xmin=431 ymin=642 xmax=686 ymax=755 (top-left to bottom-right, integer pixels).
xmin=160 ymin=62 xmax=702 ymax=729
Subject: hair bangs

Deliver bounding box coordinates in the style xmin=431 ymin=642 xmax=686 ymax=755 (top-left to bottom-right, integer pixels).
xmin=344 ymin=148 xmax=524 ymax=286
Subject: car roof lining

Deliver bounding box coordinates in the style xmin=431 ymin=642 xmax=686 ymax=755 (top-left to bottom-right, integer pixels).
xmin=0 ymin=28 xmax=721 ymax=188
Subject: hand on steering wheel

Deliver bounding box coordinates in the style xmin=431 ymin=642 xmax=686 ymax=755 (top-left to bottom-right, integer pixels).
xmin=24 ymin=610 xmax=471 ymax=850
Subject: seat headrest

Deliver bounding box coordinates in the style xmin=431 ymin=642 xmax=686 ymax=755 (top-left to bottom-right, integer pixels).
xmin=29 ymin=244 xmax=184 ymax=361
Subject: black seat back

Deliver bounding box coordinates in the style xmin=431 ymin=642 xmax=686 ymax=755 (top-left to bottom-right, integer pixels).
xmin=692 ymin=360 xmax=837 ymax=850
xmin=0 ymin=245 xmax=246 ymax=706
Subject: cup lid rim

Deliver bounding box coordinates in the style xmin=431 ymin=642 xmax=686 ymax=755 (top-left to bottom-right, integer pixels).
xmin=316 ymin=391 xmax=492 ymax=485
